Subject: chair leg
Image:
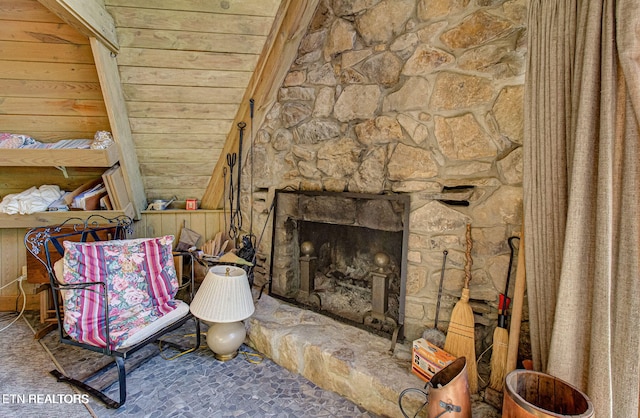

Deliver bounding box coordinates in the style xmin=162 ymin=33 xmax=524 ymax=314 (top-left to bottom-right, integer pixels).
xmin=50 ymin=355 xmax=127 ymax=409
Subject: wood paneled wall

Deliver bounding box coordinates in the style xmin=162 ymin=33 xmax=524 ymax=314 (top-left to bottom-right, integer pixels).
xmin=0 ymin=0 xmax=110 ymax=195
xmin=0 ymin=209 xmax=226 ymax=310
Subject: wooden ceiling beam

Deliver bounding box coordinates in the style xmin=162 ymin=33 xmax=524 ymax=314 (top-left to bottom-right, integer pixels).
xmin=199 ymin=0 xmax=321 ymax=209
xmin=38 ymin=0 xmax=119 ymax=53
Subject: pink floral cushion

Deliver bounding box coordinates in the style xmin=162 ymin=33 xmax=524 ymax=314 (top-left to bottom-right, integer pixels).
xmin=61 ymin=236 xmax=179 ymax=350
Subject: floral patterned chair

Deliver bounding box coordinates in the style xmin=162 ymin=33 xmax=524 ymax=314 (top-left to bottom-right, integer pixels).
xmin=24 ymin=215 xmax=200 ymax=408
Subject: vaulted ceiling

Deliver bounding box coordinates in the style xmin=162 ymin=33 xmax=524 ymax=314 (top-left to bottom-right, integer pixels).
xmin=103 ymin=0 xmax=283 ymax=205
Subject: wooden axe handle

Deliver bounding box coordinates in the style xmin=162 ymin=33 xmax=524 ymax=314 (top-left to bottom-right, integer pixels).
xmin=506 ymin=227 xmax=526 ymax=374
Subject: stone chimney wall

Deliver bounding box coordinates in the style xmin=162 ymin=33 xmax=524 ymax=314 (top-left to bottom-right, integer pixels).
xmin=249 ymin=0 xmax=527 ymax=348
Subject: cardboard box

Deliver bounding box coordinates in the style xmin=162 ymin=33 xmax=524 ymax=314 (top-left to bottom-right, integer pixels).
xmin=411 ymin=338 xmax=457 ymax=382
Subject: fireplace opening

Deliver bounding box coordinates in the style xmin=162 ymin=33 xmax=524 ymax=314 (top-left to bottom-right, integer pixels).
xmin=268 ymin=190 xmax=409 ymax=340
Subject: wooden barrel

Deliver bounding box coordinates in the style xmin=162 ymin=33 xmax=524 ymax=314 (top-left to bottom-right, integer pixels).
xmin=503 ymin=370 xmax=594 ymax=417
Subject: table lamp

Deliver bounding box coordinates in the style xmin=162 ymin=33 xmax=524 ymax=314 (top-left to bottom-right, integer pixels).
xmin=189 ymin=265 xmax=255 ymax=361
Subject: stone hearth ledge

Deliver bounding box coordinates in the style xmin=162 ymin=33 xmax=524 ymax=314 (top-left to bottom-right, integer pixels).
xmin=245 ymin=293 xmax=431 ymax=417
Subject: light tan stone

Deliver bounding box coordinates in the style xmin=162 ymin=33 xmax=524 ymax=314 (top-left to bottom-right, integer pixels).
xmin=300 ymin=30 xmax=327 ymax=55
xmin=354 ymin=115 xmax=403 ymax=146
xmin=390 ymin=32 xmax=419 ymax=52
xmin=279 ymin=86 xmax=315 ymax=102
xmin=341 ymin=49 xmax=373 ymax=68
xmin=324 ymin=18 xmax=356 ymax=61
xmin=355 ymin=0 xmax=414 ymax=45
xmin=334 ymin=84 xmax=381 ymax=121
xmin=313 ymin=87 xmax=335 ymax=118
xmin=348 ymin=146 xmax=386 ymax=194
xmin=430 ymin=72 xmax=494 ymax=111
xmin=323 ymin=177 xmax=348 ymax=192
xmin=333 ymin=0 xmax=381 ymax=17
xmin=383 ymin=76 xmax=431 ymax=112
xmin=434 ymin=114 xmax=497 ymax=160
xmin=497 ymin=146 xmax=522 ymax=185
xmin=339 ymin=67 xmax=367 ymax=84
xmin=410 ymin=200 xmax=469 ymax=233
xmin=404 ymin=300 xmax=426 ymax=319
xmin=440 ymin=10 xmax=514 ymax=49
xmin=282 ymin=102 xmax=312 ymax=128
xmin=493 ymin=85 xmax=524 ymax=144
xmin=388 ymin=143 xmax=438 ymax=180
xmin=402 ymin=44 xmax=454 ymax=76
xmin=283 ymin=70 xmax=306 ymax=86
xmin=272 ymin=128 xmax=293 ymax=151
xmin=472 ymin=186 xmax=522 ymax=227
xmin=417 ymin=0 xmax=469 ymax=21
xmin=317 ymin=137 xmax=362 ymax=177
xmin=294 ymin=120 xmax=341 ymax=144
xmin=361 ymin=51 xmax=403 ymax=86
xmin=397 ymin=114 xmax=430 ymax=145
xmin=308 ymin=63 xmax=338 ymax=85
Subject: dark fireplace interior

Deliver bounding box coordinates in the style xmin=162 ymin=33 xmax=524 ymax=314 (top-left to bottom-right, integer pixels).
xmin=268 ymin=190 xmax=409 ymax=340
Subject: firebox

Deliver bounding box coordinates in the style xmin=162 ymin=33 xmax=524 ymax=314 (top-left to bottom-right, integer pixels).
xmin=268 ymin=189 xmax=409 ymax=341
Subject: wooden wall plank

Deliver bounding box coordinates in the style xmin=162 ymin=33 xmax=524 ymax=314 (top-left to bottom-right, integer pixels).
xmin=140 ymin=163 xmax=214 ymax=177
xmin=0 ymin=98 xmax=106 ymax=116
xmin=143 ymin=175 xmax=211 ymax=190
xmin=0 ymin=22 xmax=88 ymax=44
xmin=116 ymin=48 xmax=258 ymax=72
xmin=125 ymin=102 xmax=237 ymax=120
xmin=106 ymin=0 xmax=281 ymax=17
xmin=133 ymin=133 xmax=227 ymax=149
xmin=129 ymin=118 xmax=232 ymax=135
xmin=119 ymin=67 xmax=251 ymax=89
xmin=137 ymin=149 xmax=217 ymax=164
xmin=109 ymin=8 xmax=273 ymax=36
xmin=145 ymin=188 xmax=206 ymax=202
xmin=0 ymin=79 xmax=104 ymax=100
xmin=0 ymin=40 xmax=93 ymax=63
xmin=116 ymin=28 xmax=265 ymax=54
xmin=122 ymin=85 xmax=245 ymax=104
xmin=0 ymin=60 xmax=99 ymax=82
xmin=0 ymin=114 xmax=109 ymax=134
xmin=0 ymin=0 xmax=65 ymax=23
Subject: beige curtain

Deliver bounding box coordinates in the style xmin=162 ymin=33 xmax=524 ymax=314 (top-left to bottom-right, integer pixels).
xmin=524 ymin=0 xmax=640 ymax=416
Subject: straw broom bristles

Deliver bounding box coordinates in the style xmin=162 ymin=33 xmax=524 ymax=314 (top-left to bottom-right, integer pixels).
xmin=488 ymin=326 xmax=508 ymax=391
xmin=444 ymin=224 xmax=478 ymax=394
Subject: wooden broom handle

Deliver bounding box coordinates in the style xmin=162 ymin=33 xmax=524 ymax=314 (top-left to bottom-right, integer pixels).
xmin=506 ymin=227 xmax=526 ymax=374
xmin=464 ymin=223 xmax=472 ymax=288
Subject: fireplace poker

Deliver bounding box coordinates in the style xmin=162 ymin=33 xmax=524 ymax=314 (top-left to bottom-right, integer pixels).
xmin=422 ymin=249 xmax=447 ymax=348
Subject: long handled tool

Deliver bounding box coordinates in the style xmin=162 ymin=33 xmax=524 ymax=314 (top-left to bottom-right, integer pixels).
xmin=489 ymin=236 xmax=519 ymax=392
xmin=444 ymin=224 xmax=478 ymax=394
xmin=422 ymin=250 xmax=448 ymax=348
xmin=506 ymin=228 xmax=526 ymax=374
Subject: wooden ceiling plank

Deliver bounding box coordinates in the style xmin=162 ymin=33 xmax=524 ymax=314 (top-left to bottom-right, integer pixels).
xmin=105 ymin=0 xmax=281 ymax=18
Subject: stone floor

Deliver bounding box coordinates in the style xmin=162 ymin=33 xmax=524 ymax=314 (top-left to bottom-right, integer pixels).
xmin=14 ymin=313 xmax=376 ymax=418
xmin=9 ymin=298 xmax=501 ymax=418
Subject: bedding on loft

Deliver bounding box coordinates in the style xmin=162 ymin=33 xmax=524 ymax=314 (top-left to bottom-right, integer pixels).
xmin=0 ymin=131 xmax=113 ymax=150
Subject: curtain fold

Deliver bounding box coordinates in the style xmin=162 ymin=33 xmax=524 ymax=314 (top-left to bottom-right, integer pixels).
xmin=524 ymin=0 xmax=640 ymax=416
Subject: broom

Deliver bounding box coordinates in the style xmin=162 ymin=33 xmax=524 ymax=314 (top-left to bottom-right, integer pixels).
xmin=444 ymin=223 xmax=478 ymax=394
xmin=488 ymin=236 xmax=518 ymax=392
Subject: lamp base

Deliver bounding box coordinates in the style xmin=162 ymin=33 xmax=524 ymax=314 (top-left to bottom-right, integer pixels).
xmin=213 ymin=351 xmax=239 ymax=362
xmin=206 ymin=321 xmax=246 ymax=361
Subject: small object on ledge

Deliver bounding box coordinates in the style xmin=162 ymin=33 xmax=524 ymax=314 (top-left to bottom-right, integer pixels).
xmin=90 ymin=131 xmax=114 ymax=150
xmin=186 ymin=199 xmax=198 ymax=210
xmin=146 ymin=196 xmax=177 ymax=210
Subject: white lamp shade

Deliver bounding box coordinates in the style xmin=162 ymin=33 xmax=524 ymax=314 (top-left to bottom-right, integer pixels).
xmin=189 ymin=265 xmax=255 ymax=323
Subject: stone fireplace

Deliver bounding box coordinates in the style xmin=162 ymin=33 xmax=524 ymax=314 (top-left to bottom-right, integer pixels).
xmin=243 ymin=1 xmax=527 ymax=415
xmin=268 ymin=189 xmax=410 ymax=340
